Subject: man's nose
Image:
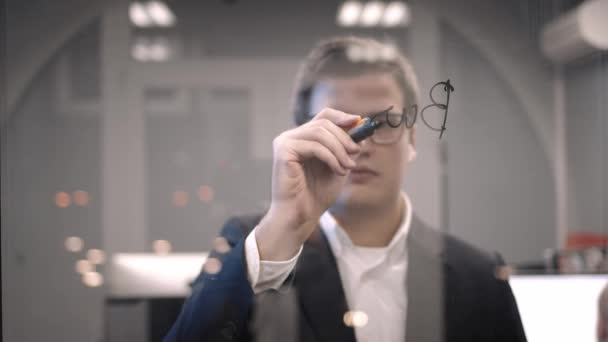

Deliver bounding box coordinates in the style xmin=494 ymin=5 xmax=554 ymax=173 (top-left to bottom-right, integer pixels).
xmin=355 ymin=137 xmax=373 ymax=157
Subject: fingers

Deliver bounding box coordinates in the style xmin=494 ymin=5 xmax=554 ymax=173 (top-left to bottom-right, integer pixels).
xmin=289 ymin=122 xmax=358 ymax=171
xmin=320 ymin=119 xmax=361 ymax=153
xmin=312 ymin=107 xmax=361 ymax=128
xmin=274 ymin=107 xmax=362 ymax=176
xmin=292 ymin=140 xmax=348 ymax=175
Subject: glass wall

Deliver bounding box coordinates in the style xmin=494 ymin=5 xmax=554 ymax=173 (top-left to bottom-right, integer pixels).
xmin=3 ymin=0 xmax=606 ymax=341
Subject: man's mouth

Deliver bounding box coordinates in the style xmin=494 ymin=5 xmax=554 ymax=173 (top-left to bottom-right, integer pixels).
xmin=351 ymin=166 xmax=378 ymax=175
xmin=349 ymin=166 xmax=379 ymax=183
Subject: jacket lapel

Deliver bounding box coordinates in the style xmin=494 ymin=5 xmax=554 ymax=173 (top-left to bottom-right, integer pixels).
xmin=291 ymin=217 xmax=455 ymax=342
xmin=405 ymin=217 xmax=447 ymax=342
xmin=294 ymin=227 xmax=356 ymax=342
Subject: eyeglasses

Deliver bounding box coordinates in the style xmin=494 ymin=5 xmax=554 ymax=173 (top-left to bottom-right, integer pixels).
xmin=358 ymin=78 xmax=454 ymax=143
xmin=304 ymin=79 xmax=454 ymax=141
xmin=304 ymin=105 xmax=413 ymax=145
xmin=363 ymin=105 xmax=415 ymax=145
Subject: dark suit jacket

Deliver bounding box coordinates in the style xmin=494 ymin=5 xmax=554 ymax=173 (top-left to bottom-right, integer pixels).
xmin=165 ymin=214 xmax=527 ymax=342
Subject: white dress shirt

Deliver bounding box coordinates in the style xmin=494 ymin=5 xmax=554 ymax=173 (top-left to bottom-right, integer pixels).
xmin=245 ymin=192 xmax=412 ymax=342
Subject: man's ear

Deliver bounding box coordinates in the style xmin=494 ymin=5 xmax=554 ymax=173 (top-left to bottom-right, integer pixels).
xmin=408 ymin=144 xmax=417 ymax=162
xmin=408 ymin=126 xmax=417 ymax=162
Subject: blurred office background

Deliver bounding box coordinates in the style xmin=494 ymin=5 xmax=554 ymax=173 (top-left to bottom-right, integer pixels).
xmin=2 ymin=0 xmax=607 ymax=341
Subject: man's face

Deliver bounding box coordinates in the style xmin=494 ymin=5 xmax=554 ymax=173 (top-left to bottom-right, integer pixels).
xmin=309 ymin=72 xmax=415 ymax=211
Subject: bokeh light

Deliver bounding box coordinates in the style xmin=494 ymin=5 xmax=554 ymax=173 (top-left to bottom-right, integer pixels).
xmin=75 ymin=259 xmax=94 ymax=274
xmin=64 ymin=236 xmax=84 ymax=252
xmin=197 ymin=185 xmax=215 ymax=203
xmin=82 ymin=271 xmax=104 ymax=287
xmin=337 ymin=1 xmax=362 ymax=27
xmin=86 ymin=249 xmax=106 ymax=265
xmin=72 ymin=190 xmax=90 ymax=207
xmin=172 ymin=190 xmax=189 ymax=207
xmin=343 ymin=310 xmax=369 ymax=327
xmin=54 ymin=192 xmax=71 ymax=208
xmin=494 ymin=265 xmax=514 ymax=281
xmin=346 ymin=45 xmax=363 ymax=62
xmin=203 ymin=257 xmax=222 ymax=274
xmin=360 ymin=1 xmax=384 ymax=27
xmin=152 ymin=239 xmax=172 ymax=255
xmin=213 ymin=237 xmax=231 ymax=254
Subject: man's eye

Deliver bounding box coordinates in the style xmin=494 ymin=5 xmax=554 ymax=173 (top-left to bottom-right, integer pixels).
xmin=373 ymin=117 xmax=388 ymax=124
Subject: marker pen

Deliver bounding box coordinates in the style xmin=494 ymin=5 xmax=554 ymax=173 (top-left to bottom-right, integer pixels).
xmin=347 ymin=117 xmax=383 ymax=143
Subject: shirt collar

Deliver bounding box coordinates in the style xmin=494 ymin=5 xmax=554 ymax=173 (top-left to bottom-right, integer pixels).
xmin=320 ymin=191 xmax=412 ymax=258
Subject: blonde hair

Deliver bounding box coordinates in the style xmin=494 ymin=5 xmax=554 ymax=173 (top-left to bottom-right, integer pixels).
xmin=291 ymin=36 xmax=420 ymax=125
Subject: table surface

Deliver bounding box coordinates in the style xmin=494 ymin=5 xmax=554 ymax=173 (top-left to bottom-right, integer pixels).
xmin=107 ymin=253 xmax=608 ymax=342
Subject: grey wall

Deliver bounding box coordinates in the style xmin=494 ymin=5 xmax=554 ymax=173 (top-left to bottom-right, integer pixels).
xmin=2 ymin=22 xmax=105 ymax=342
xmin=4 ymin=0 xmax=105 ymax=121
xmin=566 ymin=52 xmax=608 ymax=236
xmin=442 ymin=23 xmax=555 ymax=263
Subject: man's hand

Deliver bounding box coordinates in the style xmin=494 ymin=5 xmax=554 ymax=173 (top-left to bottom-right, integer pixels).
xmin=256 ymin=108 xmax=361 ymax=261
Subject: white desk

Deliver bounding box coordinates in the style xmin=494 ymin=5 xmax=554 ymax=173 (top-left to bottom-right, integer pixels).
xmin=510 ymin=274 xmax=607 ymax=342
xmin=107 ymin=254 xmax=607 ymax=341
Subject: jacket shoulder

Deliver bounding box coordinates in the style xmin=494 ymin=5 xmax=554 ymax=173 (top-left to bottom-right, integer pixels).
xmin=221 ymin=213 xmax=265 ymax=238
xmin=442 ymin=232 xmax=503 ymax=277
xmin=411 ymin=217 xmax=503 ymax=278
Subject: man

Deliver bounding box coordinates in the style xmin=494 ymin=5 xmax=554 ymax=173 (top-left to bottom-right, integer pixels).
xmin=165 ymin=36 xmax=527 ymax=342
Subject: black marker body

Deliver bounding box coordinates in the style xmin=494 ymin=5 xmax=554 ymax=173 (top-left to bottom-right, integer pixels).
xmin=348 ymin=118 xmax=383 ymax=143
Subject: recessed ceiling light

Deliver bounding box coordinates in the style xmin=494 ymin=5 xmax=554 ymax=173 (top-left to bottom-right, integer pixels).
xmin=360 ymin=1 xmax=385 ymax=27
xmin=337 ymin=1 xmax=363 ymax=27
xmin=382 ymin=2 xmax=410 ymax=27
